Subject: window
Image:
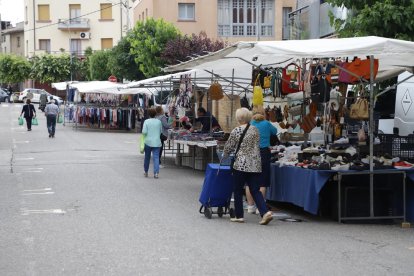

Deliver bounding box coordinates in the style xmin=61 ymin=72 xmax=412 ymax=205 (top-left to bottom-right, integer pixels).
xmin=39 ymin=39 xmax=51 ymax=53
xmin=17 ymin=37 xmax=21 ymax=47
xmin=218 ymin=0 xmax=273 ymax=37
xmin=70 ymin=39 xmax=82 ymax=56
xmin=282 ymin=7 xmax=292 ymax=40
xmin=69 ymin=4 xmax=81 ymax=23
xmin=101 ymin=38 xmax=113 ymax=50
xmin=178 ymin=3 xmax=195 ymax=20
xmin=100 ymin=3 xmax=112 ymax=20
xmin=38 ymin=5 xmax=50 ymax=21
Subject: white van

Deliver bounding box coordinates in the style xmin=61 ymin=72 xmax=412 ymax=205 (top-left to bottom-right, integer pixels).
xmin=394 ymin=71 xmax=414 ymax=136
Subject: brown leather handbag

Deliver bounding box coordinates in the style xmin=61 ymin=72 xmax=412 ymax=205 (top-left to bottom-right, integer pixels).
xmin=349 ymin=98 xmax=369 ymax=120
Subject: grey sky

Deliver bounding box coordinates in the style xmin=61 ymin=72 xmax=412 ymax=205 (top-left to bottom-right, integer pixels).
xmin=0 ymin=0 xmax=24 ymax=25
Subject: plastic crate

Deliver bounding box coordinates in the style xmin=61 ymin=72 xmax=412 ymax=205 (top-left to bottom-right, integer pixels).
xmin=378 ymin=134 xmax=414 ymax=161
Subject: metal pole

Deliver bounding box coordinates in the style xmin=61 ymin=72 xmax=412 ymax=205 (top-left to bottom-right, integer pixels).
xmin=256 ymin=0 xmax=260 ymax=41
xmin=369 ymin=55 xmax=375 ymax=217
xmin=33 ymin=0 xmax=36 ymax=56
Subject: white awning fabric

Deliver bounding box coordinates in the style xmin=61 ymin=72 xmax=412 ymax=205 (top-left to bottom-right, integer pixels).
xmin=164 ymin=36 xmax=414 ymax=79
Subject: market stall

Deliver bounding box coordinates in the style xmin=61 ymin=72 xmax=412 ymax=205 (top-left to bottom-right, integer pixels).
xmin=164 ymin=36 xmax=414 ymax=223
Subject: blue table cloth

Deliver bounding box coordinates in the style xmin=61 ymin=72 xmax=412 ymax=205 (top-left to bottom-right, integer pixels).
xmin=199 ymin=164 xmax=234 ymax=207
xmin=268 ymin=165 xmax=334 ymax=215
xmin=268 ymin=165 xmax=414 ymax=220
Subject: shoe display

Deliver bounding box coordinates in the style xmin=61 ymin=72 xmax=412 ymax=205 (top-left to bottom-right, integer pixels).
xmin=259 ymin=211 xmax=273 ymax=225
xmin=247 ymin=205 xmax=257 ymax=214
xmin=230 ymin=217 xmax=244 ymax=223
xmin=331 ymin=162 xmax=350 ymax=171
xmin=393 ymin=161 xmax=414 ymax=169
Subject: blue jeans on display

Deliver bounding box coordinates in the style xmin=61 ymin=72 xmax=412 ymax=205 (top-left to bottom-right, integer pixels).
xmin=46 ymin=115 xmax=57 ymax=135
xmin=144 ymin=144 xmax=160 ymax=174
xmin=233 ymin=170 xmax=268 ymax=218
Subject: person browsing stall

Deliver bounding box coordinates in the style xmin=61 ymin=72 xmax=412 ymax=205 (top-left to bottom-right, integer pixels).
xmin=194 ymin=107 xmax=221 ymax=133
xmin=245 ymin=105 xmax=278 ymax=214
xmin=155 ymin=106 xmax=175 ymax=166
xmin=142 ymin=108 xmax=163 ymax=179
xmin=222 ymin=107 xmax=273 ymax=225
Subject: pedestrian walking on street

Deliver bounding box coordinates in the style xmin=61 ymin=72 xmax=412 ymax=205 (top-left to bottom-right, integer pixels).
xmin=20 ymin=99 xmax=36 ymax=131
xmin=142 ymin=108 xmax=162 ymax=179
xmin=45 ymin=99 xmax=59 ymax=138
xmin=155 ymin=106 xmax=175 ymax=167
xmin=222 ymin=107 xmax=273 ymax=225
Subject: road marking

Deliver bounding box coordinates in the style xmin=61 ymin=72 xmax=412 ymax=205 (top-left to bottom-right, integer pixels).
xmin=13 ymin=140 xmax=29 ymax=144
xmin=15 ymin=157 xmax=35 ymax=161
xmin=20 ymin=171 xmax=43 ymax=173
xmin=1 ymin=104 xmax=9 ymax=107
xmin=160 ymin=257 xmax=170 ymax=261
xmin=23 ymin=188 xmax=52 ymax=192
xmin=409 ymin=247 xmax=414 ymax=250
xmin=22 ymin=192 xmax=55 ymax=195
xmin=21 ymin=209 xmax=66 ymax=215
xmin=124 ymin=141 xmax=136 ymax=144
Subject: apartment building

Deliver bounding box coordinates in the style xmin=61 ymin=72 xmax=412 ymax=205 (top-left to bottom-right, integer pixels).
xmin=23 ymin=0 xmax=133 ymax=57
xmin=132 ymin=0 xmax=296 ymax=43
xmin=289 ymin=0 xmax=346 ymax=39
xmin=1 ymin=22 xmax=25 ymax=56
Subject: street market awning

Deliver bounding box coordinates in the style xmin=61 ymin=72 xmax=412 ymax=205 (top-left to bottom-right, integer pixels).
xmin=164 ymin=36 xmax=414 ymax=78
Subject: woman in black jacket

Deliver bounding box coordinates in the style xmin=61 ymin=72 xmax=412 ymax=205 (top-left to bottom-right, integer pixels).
xmin=20 ymin=99 xmax=36 ymax=131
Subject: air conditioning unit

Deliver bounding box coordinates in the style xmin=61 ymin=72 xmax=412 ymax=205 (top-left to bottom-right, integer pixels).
xmin=79 ymin=32 xmax=91 ymax=39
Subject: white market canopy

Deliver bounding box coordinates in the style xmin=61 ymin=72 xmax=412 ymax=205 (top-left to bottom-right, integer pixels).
xmin=164 ymin=36 xmax=414 ymax=80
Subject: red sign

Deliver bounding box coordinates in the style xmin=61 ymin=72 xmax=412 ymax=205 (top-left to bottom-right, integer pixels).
xmin=108 ymin=75 xmax=117 ymax=82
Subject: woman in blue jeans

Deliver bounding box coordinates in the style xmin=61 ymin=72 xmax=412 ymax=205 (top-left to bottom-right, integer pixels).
xmin=142 ymin=108 xmax=162 ymax=179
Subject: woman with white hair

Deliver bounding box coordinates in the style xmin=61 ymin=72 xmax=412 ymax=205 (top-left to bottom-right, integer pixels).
xmin=222 ymin=108 xmax=273 ymax=225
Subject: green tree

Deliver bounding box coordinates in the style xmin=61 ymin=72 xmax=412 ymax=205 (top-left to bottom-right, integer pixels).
xmin=128 ymin=18 xmax=180 ymax=77
xmin=30 ymin=54 xmax=71 ymax=84
xmin=327 ymin=0 xmax=414 ymax=41
xmin=108 ymin=35 xmax=145 ymax=81
xmin=72 ymin=47 xmax=93 ymax=81
xmin=0 ymin=54 xmax=30 ymax=84
xmin=88 ymin=50 xmax=112 ymax=80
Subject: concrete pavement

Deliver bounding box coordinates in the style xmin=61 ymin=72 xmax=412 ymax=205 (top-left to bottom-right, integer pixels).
xmin=0 ymin=102 xmax=413 ymax=275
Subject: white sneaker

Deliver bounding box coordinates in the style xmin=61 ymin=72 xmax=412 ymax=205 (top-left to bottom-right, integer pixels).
xmin=255 ymin=209 xmax=260 ymax=215
xmin=247 ymin=205 xmax=257 ymax=214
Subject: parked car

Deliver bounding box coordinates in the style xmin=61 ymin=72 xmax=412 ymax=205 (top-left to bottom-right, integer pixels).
xmin=18 ymin=88 xmax=63 ymax=105
xmin=0 ymin=88 xmax=10 ymax=103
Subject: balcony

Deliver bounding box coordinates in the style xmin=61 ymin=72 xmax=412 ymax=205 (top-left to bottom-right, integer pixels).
xmin=58 ymin=18 xmax=90 ymax=31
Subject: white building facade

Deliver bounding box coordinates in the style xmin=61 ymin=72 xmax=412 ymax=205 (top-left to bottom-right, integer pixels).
xmin=24 ymin=0 xmax=133 ymax=57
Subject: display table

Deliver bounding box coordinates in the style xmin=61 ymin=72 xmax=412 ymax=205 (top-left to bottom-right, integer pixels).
xmin=268 ymin=165 xmax=334 ymax=215
xmin=268 ymin=164 xmax=414 ymax=222
xmin=173 ymin=139 xmax=218 ymax=170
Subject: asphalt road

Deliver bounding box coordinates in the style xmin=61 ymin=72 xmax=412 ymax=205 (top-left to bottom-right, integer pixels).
xmin=0 ymin=103 xmax=413 ymax=275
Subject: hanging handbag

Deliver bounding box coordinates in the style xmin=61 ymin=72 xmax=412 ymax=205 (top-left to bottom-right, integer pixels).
xmin=263 ymin=75 xmax=272 ymax=89
xmin=349 ymin=98 xmax=369 ymax=120
xmin=252 ymin=75 xmax=264 ymax=106
xmin=209 ymin=81 xmax=224 ymax=100
xmin=31 ymin=117 xmax=38 ymax=126
xmin=347 ymin=57 xmax=379 ymax=83
xmin=299 ymin=102 xmax=317 ymax=133
xmin=282 ymin=63 xmax=302 ymax=95
xmin=240 ymin=94 xmax=250 ymax=109
xmin=328 ymin=67 xmax=340 ymax=85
